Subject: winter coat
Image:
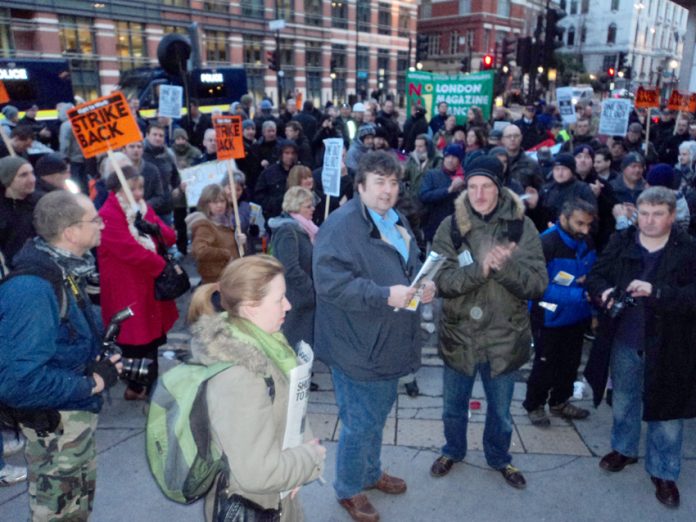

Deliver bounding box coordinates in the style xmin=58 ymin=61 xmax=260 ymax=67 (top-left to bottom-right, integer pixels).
xmin=269 ymin=215 xmax=315 ymax=348
xmin=186 ymin=211 xmax=240 ymax=284
xmin=419 ymin=168 xmax=462 ymax=243
xmin=313 ymin=197 xmax=423 ymax=381
xmin=538 ymin=178 xmax=597 ymax=226
xmin=143 ymin=141 xmax=181 ymax=216
xmin=585 ymin=226 xmax=696 ymax=421
xmin=190 ymin=314 xmax=324 ymax=520
xmin=344 ymin=138 xmax=370 ymax=172
xmin=0 ymin=191 xmax=39 ymax=267
xmin=432 ymin=188 xmax=548 ymax=378
xmin=292 ymin=111 xmax=318 ymax=144
xmin=172 ymin=142 xmax=202 ymax=170
xmin=253 ymin=138 xmax=280 ymax=168
xmin=97 ymin=193 xmax=178 ymax=346
xmin=138 ymin=160 xmax=167 ymax=217
xmin=403 ymin=151 xmax=443 ymax=201
xmin=508 ymin=150 xmax=543 ymax=189
xmin=0 ymin=239 xmax=102 ymax=412
xmin=255 ymin=162 xmax=292 ymax=220
xmin=610 ymin=175 xmax=645 ymax=205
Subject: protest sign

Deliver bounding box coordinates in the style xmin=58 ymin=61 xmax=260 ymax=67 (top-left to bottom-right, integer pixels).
xmin=667 ymin=90 xmax=690 ymax=112
xmin=179 ymin=161 xmax=227 ymax=206
xmin=556 ymin=87 xmax=577 ymax=126
xmin=67 ymin=91 xmax=142 ymax=158
xmin=599 ymin=98 xmax=632 ymax=136
xmin=0 ymin=80 xmax=9 ymax=104
xmin=321 ymin=138 xmax=343 ymax=198
xmin=157 ymin=84 xmax=183 ymax=119
xmin=493 ymin=121 xmax=511 ymax=132
xmin=634 ymin=86 xmax=660 ymax=109
xmin=213 ymin=115 xmax=245 ymax=160
xmin=406 ymin=70 xmax=494 ymax=125
xmin=690 ymin=94 xmax=696 ymax=113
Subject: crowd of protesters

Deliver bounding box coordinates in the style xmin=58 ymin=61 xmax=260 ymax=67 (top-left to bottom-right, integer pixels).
xmin=1 ymin=91 xmax=696 ymax=520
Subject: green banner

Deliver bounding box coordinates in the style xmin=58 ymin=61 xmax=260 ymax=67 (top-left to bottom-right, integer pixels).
xmin=405 ymin=71 xmax=495 ymax=125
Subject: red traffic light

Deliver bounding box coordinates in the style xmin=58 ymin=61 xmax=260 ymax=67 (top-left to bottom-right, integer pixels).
xmin=607 ymin=67 xmax=615 ymax=77
xmin=482 ymin=55 xmax=493 ymax=70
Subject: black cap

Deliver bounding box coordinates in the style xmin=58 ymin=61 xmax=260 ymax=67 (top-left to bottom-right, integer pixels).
xmin=466 ymin=156 xmax=504 ymax=189
xmin=35 ymin=153 xmax=68 ymax=178
xmin=552 ymin=153 xmax=576 ymax=175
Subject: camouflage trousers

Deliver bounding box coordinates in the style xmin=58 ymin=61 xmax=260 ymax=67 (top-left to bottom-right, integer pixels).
xmin=21 ymin=410 xmax=98 ymax=522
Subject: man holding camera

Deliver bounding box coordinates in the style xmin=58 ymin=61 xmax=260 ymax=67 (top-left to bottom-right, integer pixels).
xmin=0 ymin=191 xmax=121 ymax=520
xmin=586 ymin=186 xmax=696 ymax=509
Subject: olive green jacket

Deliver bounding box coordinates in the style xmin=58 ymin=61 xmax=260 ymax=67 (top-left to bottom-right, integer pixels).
xmin=432 ymin=188 xmax=548 ymax=377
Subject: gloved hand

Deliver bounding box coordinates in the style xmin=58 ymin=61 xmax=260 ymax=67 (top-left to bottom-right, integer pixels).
xmin=92 ymin=358 xmax=120 ymax=389
xmin=134 ymin=211 xmax=161 ymax=237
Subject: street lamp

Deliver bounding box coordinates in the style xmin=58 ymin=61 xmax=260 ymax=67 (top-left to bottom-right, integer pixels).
xmin=537 ymin=66 xmax=544 ymax=74
xmin=416 ymin=62 xmax=423 ymax=70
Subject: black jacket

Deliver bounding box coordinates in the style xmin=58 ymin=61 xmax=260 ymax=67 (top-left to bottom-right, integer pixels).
xmin=255 ymin=162 xmax=292 ymax=220
xmin=0 ymin=191 xmax=40 ymax=267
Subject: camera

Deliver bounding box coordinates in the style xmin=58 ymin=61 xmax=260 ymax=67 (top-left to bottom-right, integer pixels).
xmin=606 ymin=288 xmax=637 ymax=319
xmin=101 ymin=307 xmax=154 ymax=384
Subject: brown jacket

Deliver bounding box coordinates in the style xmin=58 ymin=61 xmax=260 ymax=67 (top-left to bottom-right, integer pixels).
xmin=186 ymin=211 xmax=240 ymax=283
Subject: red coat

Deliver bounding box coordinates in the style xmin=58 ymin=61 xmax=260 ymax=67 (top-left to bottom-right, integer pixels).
xmin=98 ymin=192 xmax=179 ymax=346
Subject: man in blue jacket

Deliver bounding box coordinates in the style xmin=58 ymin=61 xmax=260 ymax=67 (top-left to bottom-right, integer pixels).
xmin=524 ymin=199 xmax=597 ymax=426
xmin=0 ymin=191 xmax=121 ymax=520
xmin=313 ymin=151 xmax=435 ymax=522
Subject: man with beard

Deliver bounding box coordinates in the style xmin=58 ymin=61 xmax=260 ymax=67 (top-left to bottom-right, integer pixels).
xmin=524 ymin=199 xmax=597 ymax=426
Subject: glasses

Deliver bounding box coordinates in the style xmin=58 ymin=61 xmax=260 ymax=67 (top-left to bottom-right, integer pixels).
xmin=503 ymin=134 xmax=522 ymax=140
xmin=71 ymin=216 xmax=103 ymax=226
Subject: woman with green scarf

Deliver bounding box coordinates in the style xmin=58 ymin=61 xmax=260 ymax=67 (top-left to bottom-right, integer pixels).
xmin=188 ymin=255 xmax=326 ymax=522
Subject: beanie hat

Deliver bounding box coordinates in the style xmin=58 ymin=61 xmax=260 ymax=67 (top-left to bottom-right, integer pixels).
xmin=375 ymin=126 xmax=388 ymax=139
xmin=628 ymin=122 xmax=643 ymax=134
xmin=35 ymin=153 xmax=68 ymax=178
xmin=0 ymin=156 xmax=29 ymax=187
xmin=357 ymin=124 xmax=376 ymax=140
xmin=466 ymin=156 xmax=504 ymax=190
xmin=552 ymin=153 xmax=576 ymax=175
xmin=172 ymin=128 xmax=188 ymax=141
xmin=352 ymin=102 xmax=366 ymax=113
xmin=443 ymin=143 xmax=465 ymax=162
xmin=621 ymin=151 xmax=646 ymax=171
xmin=488 ymin=146 xmax=507 ymax=158
xmin=242 ymin=119 xmax=255 ymax=130
xmin=573 ymin=144 xmax=595 ymax=159
xmin=646 ymin=163 xmax=675 ymax=188
xmin=260 ymin=99 xmax=273 ymax=110
xmin=1 ymin=105 xmax=18 ymax=121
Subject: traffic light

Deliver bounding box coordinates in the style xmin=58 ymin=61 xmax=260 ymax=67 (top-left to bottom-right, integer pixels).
xmin=501 ymin=37 xmax=517 ymax=67
xmin=544 ymin=7 xmax=566 ymax=68
xmin=516 ymin=36 xmax=532 ymax=74
xmin=481 ymin=55 xmax=494 ymax=70
xmin=416 ymin=34 xmax=428 ymax=63
xmin=267 ymin=50 xmax=279 ymax=71
xmin=607 ymin=67 xmax=615 ymax=78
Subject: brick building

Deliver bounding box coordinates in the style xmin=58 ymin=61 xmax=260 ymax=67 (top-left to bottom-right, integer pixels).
xmin=0 ymin=0 xmax=417 ymax=107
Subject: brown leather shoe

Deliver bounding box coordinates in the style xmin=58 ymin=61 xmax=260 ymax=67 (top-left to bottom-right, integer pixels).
xmin=499 ymin=464 xmax=527 ymax=489
xmin=124 ymin=387 xmax=148 ymax=401
xmin=338 ymin=493 xmax=380 ymax=522
xmin=651 ymin=477 xmax=680 ymax=508
xmin=599 ymin=451 xmax=638 ymax=472
xmin=365 ymin=472 xmax=407 ymax=494
xmin=430 ymin=456 xmax=455 ymax=477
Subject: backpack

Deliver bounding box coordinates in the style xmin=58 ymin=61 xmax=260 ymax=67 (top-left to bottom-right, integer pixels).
xmin=146 ymin=360 xmax=275 ymax=504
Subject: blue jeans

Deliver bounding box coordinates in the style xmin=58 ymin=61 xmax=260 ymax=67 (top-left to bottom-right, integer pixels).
xmin=331 ymin=367 xmax=398 ymax=499
xmin=611 ymin=340 xmax=684 ymax=480
xmin=442 ymin=362 xmax=515 ymax=469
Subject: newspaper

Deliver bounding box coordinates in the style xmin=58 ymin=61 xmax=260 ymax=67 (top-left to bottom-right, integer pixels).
xmin=397 ymin=251 xmax=446 ymax=312
xmin=281 ymin=341 xmax=314 ymax=498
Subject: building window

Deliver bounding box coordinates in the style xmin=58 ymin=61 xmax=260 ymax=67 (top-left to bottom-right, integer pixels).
xmin=242 ymin=35 xmax=263 ymax=65
xmin=607 ymin=23 xmax=617 ymax=44
xmin=420 ymin=0 xmax=432 ymax=19
xmin=306 ymin=70 xmax=321 ymax=104
xmin=570 ymin=1 xmax=577 ymax=15
xmin=241 ymin=0 xmax=264 ymax=18
xmin=580 ymin=25 xmax=587 ymax=44
xmin=378 ymin=3 xmax=392 ymax=35
xmin=305 ymin=41 xmax=322 ymax=68
xmin=449 ymin=31 xmax=459 ymax=55
xmin=497 ymin=0 xmax=510 ymax=17
xmin=377 ymin=49 xmax=390 ymax=91
xmin=428 ymin=34 xmax=440 ymax=55
xmin=398 ymin=7 xmax=409 ymax=38
xmin=331 ymin=44 xmax=347 ymax=71
xmin=162 ymin=25 xmax=187 ymax=35
xmin=58 ymin=15 xmax=99 ymax=101
xmin=277 ymin=0 xmax=293 ymax=22
xmin=567 ymin=26 xmax=575 ymax=47
xmin=304 ymin=0 xmax=323 ymax=27
xmin=397 ymin=50 xmax=408 ymax=106
xmin=459 ymin=0 xmax=471 ymax=15
xmin=581 ymin=0 xmax=589 ymax=14
xmin=115 ymin=21 xmax=147 ymax=72
xmin=611 ymin=0 xmax=619 ymax=10
xmin=357 ymin=46 xmax=370 ymax=94
xmin=206 ymin=31 xmax=228 ymax=64
xmin=162 ymin=0 xmax=188 ymax=6
xmin=0 ymin=9 xmax=15 ymax=58
xmin=203 ymin=0 xmax=227 ymax=14
xmin=331 ymin=1 xmax=348 ymax=29
xmin=246 ymin=69 xmax=265 ymax=103
xmin=357 ymin=0 xmax=371 ymax=32
xmin=278 ymin=39 xmax=294 ymax=72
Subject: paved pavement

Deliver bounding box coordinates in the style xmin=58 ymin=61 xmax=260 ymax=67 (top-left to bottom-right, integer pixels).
xmin=2 ymin=261 xmax=695 ymax=521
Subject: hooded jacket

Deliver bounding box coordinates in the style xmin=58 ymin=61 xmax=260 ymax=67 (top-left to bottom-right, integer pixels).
xmin=189 ymin=314 xmax=324 ymax=517
xmin=432 ymin=188 xmax=548 ymax=377
xmin=186 ymin=211 xmax=240 ymax=284
xmin=344 ymin=136 xmax=371 ymax=172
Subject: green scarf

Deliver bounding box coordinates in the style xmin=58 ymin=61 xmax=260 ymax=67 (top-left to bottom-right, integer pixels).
xmin=224 ymin=315 xmax=297 ymax=375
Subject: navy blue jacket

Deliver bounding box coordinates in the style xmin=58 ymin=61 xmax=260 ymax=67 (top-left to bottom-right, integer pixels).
xmin=419 ymin=168 xmax=461 ymax=243
xmin=0 ymin=240 xmax=102 ymax=412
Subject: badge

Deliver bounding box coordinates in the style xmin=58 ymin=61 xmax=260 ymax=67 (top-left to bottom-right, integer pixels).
xmin=469 ymin=306 xmax=483 ymax=320
xmin=458 ymin=250 xmax=474 ymax=267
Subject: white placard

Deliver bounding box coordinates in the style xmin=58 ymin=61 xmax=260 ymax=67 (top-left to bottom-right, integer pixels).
xmin=599 ymin=99 xmax=633 ymax=136
xmin=321 ymin=138 xmax=343 ymax=198
xmin=158 ymin=85 xmax=184 ymax=119
xmin=179 ymin=161 xmax=227 ymax=205
xmin=269 ymin=19 xmax=286 ymax=31
xmin=493 ymin=121 xmax=511 ymax=132
xmin=556 ymin=87 xmax=577 ymax=126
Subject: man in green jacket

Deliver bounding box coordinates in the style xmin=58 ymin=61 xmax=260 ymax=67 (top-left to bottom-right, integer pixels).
xmin=429 ymin=155 xmax=548 ymax=489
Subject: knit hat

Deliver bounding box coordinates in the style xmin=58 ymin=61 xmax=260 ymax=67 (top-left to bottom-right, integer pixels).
xmin=375 ymin=126 xmax=388 ymax=139
xmin=242 ymin=119 xmax=255 ymax=130
xmin=260 ymin=99 xmax=273 ymax=110
xmin=488 ymin=146 xmax=507 ymax=158
xmin=646 ymin=163 xmax=675 ymax=188
xmin=1 ymin=105 xmax=18 ymax=121
xmin=552 ymin=153 xmax=576 ymax=175
xmin=443 ymin=143 xmax=465 ymax=162
xmin=573 ymin=144 xmax=595 ymax=159
xmin=628 ymin=122 xmax=643 ymax=134
xmin=172 ymin=128 xmax=189 ymax=141
xmin=466 ymin=156 xmax=504 ymax=189
xmin=0 ymin=156 xmax=30 ymax=187
xmin=357 ymin=124 xmax=376 ymax=140
xmin=35 ymin=153 xmax=68 ymax=178
xmin=621 ymin=152 xmax=646 ymax=171
xmin=352 ymin=102 xmax=366 ymax=113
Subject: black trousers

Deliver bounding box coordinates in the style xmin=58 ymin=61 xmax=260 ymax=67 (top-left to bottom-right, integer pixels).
xmin=118 ymin=334 xmax=166 ymax=394
xmin=523 ymin=321 xmax=588 ymax=411
xmin=173 ymin=207 xmax=188 ymax=254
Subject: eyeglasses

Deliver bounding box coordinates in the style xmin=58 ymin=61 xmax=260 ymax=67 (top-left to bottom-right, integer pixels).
xmin=503 ymin=134 xmax=522 ymax=139
xmin=71 ymin=216 xmax=104 ymax=226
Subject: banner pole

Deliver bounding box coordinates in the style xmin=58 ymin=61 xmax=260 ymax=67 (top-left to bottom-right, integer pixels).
xmin=107 ymin=149 xmax=137 ymax=210
xmin=226 ymin=159 xmax=245 ymax=257
xmin=645 ymin=111 xmax=651 ymax=153
xmin=324 ymin=194 xmax=330 ymax=222
xmin=0 ymin=126 xmax=15 ymax=157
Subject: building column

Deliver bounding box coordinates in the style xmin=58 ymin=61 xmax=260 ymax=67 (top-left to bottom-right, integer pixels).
xmin=94 ymin=19 xmax=119 ymax=96
xmin=30 ymin=12 xmax=61 ymax=57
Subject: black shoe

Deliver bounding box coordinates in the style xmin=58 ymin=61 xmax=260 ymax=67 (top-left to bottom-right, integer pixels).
xmin=430 ymin=456 xmax=455 ymax=477
xmin=651 ymin=477 xmax=680 ymax=508
xmin=605 ymin=389 xmax=613 ymax=407
xmin=310 ymin=382 xmax=319 ymax=392
xmin=499 ymin=464 xmax=526 ymax=489
xmin=404 ymin=380 xmax=419 ymax=398
xmin=599 ymin=451 xmax=638 ymax=472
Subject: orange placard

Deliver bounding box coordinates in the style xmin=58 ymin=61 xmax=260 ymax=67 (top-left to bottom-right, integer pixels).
xmin=634 ymin=86 xmax=660 ymax=109
xmin=0 ymin=81 xmax=9 ymax=105
xmin=667 ymin=90 xmax=690 ymax=112
xmin=689 ymin=93 xmax=696 ymax=113
xmin=295 ymin=92 xmax=303 ymax=111
xmin=67 ymin=91 xmax=142 ymax=159
xmin=213 ymin=115 xmax=245 ymax=160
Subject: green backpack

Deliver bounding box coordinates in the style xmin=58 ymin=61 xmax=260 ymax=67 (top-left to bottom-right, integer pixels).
xmin=146 ymin=361 xmax=277 ymax=504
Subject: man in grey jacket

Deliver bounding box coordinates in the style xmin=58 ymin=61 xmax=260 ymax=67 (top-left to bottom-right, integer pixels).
xmin=313 ymin=151 xmax=435 ymax=522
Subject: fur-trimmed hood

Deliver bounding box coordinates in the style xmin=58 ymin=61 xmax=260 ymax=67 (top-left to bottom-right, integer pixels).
xmin=189 ymin=313 xmax=269 ymax=376
xmin=453 ymin=187 xmax=526 ymax=236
